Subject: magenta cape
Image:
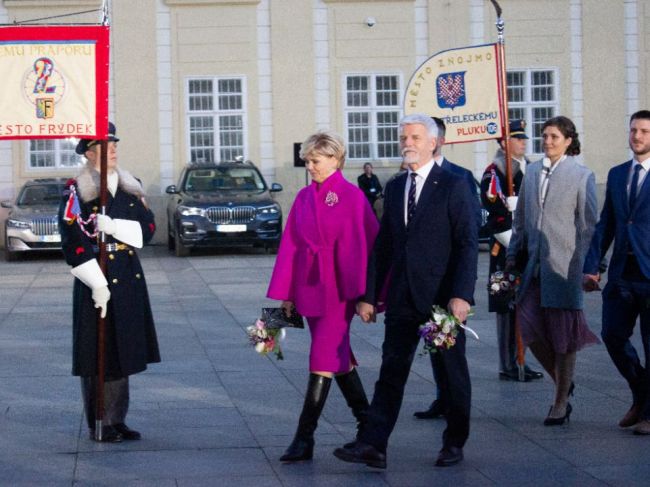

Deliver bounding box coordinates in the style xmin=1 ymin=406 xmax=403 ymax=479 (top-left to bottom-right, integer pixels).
xmin=267 ymin=170 xmax=379 ymax=317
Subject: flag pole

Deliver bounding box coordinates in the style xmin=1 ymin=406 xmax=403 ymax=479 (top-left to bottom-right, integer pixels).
xmin=95 ymin=139 xmax=108 ymax=441
xmin=490 ymin=0 xmax=526 ymax=382
xmin=95 ymin=0 xmax=110 ymax=442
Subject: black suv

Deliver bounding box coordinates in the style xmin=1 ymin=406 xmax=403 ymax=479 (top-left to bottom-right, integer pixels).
xmin=166 ymin=161 xmax=283 ymax=256
xmin=2 ymin=178 xmax=66 ymax=261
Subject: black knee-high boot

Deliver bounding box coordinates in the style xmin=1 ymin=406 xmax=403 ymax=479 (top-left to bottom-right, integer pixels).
xmin=280 ymin=373 xmax=332 ymax=462
xmin=335 ymin=368 xmax=369 ymax=433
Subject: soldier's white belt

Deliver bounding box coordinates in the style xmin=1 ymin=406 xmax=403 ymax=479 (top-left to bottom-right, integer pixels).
xmin=93 ymin=243 xmax=131 ymax=252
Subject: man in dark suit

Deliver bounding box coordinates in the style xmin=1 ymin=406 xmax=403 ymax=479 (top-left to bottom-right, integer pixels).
xmin=357 ymin=162 xmax=383 ymax=211
xmin=413 ymin=117 xmax=480 ymax=420
xmin=584 ymin=109 xmax=650 ymax=434
xmin=333 ymin=114 xmax=478 ymax=468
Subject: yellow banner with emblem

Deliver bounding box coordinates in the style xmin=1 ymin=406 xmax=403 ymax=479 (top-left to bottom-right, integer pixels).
xmin=404 ymin=43 xmax=503 ymax=144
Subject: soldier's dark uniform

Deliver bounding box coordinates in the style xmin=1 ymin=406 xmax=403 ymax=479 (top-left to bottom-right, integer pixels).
xmin=480 ymin=120 xmax=541 ymax=382
xmin=58 ymin=124 xmax=160 ymax=441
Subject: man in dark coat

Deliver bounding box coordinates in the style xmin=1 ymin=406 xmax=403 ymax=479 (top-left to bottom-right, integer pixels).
xmin=58 ymin=122 xmax=160 ymax=442
xmin=480 ymin=120 xmax=542 ymax=382
xmin=357 ymin=162 xmax=383 ymax=212
xmin=413 ymin=116 xmax=480 ymax=420
xmin=334 ymin=113 xmax=478 ymax=468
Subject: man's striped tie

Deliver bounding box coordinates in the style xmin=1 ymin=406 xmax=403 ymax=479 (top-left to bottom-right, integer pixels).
xmin=407 ymin=172 xmax=417 ymax=224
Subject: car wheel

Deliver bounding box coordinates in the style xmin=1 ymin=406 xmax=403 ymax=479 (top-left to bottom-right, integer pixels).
xmin=174 ymin=232 xmax=189 ymax=257
xmin=265 ymin=243 xmax=278 ymax=255
xmin=167 ymin=227 xmax=175 ymax=251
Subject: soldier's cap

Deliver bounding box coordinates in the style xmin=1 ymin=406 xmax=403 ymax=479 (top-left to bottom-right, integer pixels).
xmin=75 ymin=122 xmax=120 ymax=155
xmin=509 ymin=119 xmax=528 ymax=139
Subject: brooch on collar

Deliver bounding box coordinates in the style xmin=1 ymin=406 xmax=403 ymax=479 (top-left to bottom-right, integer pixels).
xmin=325 ymin=191 xmax=339 ymax=207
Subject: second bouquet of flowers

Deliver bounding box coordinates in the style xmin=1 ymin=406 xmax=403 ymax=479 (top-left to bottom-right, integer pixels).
xmin=245 ymin=307 xmax=305 ymax=360
xmin=417 ymin=305 xmax=479 ymax=354
xmin=246 ymin=318 xmax=286 ymax=360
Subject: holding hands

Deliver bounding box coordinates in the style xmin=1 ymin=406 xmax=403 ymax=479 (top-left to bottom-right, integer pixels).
xmin=356 ymin=301 xmax=376 ymax=323
xmin=582 ymin=273 xmax=601 ymax=292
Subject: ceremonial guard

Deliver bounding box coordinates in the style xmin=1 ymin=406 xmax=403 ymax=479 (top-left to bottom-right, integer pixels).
xmin=481 ymin=120 xmax=542 ymax=381
xmin=58 ymin=123 xmax=160 ymax=442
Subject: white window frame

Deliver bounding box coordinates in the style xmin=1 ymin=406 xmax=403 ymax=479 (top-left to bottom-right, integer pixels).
xmin=342 ymin=73 xmax=403 ymax=164
xmin=506 ymin=68 xmax=560 ymax=158
xmin=24 ymin=138 xmax=84 ymax=171
xmin=184 ymin=75 xmax=248 ymax=164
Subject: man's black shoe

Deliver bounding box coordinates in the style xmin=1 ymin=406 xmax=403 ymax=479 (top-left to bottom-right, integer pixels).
xmin=524 ymin=365 xmax=543 ymax=380
xmin=435 ymin=446 xmax=463 ymax=467
xmin=113 ymin=423 xmax=141 ymax=440
xmin=89 ymin=425 xmax=123 ymax=443
xmin=413 ymin=399 xmax=445 ymax=419
xmin=333 ymin=440 xmax=386 ymax=469
xmin=499 ymin=369 xmax=528 ymax=381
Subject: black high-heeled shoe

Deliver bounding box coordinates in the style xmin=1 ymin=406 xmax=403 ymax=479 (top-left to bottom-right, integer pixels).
xmin=568 ymin=382 xmax=575 ymax=398
xmin=543 ymin=403 xmax=572 ymax=426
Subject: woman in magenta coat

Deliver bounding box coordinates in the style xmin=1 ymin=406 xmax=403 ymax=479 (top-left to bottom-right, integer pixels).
xmin=267 ymin=131 xmax=379 ymax=462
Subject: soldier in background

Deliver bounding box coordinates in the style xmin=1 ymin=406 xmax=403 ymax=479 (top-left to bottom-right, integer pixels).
xmin=58 ymin=123 xmax=161 ymax=442
xmin=480 ymin=120 xmax=543 ymax=381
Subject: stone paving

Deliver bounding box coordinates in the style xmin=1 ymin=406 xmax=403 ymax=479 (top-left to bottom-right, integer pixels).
xmin=0 ymin=246 xmax=648 ymax=486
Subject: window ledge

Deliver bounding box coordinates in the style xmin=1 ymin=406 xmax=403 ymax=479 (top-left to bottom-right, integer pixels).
xmin=5 ymin=1 xmax=99 ymax=7
xmin=165 ymin=0 xmax=259 ymax=5
xmin=323 ymin=0 xmax=412 ymax=3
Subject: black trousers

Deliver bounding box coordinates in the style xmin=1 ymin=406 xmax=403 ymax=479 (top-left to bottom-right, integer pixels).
xmin=359 ymin=308 xmax=471 ymax=452
xmin=602 ymin=277 xmax=650 ymax=419
xmin=81 ymin=376 xmax=129 ymax=430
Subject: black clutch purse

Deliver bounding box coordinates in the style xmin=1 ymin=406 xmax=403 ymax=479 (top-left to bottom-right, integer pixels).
xmin=262 ymin=307 xmax=305 ymax=329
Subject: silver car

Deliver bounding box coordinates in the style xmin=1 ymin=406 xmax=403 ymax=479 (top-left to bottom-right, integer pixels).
xmin=2 ymin=178 xmax=66 ymax=261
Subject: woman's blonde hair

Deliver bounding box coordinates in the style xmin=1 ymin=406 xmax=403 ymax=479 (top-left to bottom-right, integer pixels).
xmin=299 ymin=130 xmax=346 ymax=168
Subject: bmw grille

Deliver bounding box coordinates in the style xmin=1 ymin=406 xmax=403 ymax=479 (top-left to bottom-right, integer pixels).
xmin=206 ymin=206 xmax=257 ymax=224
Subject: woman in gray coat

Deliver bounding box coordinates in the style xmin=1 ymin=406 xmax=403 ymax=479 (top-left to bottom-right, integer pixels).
xmin=507 ymin=116 xmax=599 ymax=425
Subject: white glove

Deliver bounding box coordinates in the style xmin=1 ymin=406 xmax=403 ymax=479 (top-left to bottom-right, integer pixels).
xmin=96 ymin=215 xmax=143 ymax=248
xmin=70 ymin=259 xmax=111 ymax=318
xmin=96 ymin=214 xmax=117 ymax=235
xmin=92 ymin=286 xmax=111 ymax=318
xmin=494 ymin=229 xmax=512 ymax=248
xmin=506 ymin=196 xmax=518 ymax=213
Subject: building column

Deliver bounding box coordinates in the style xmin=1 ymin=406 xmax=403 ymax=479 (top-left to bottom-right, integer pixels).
xmin=624 ymin=0 xmax=639 ymax=119
xmin=156 ymin=0 xmax=173 ymax=191
xmin=570 ymin=0 xmax=584 ymax=161
xmin=414 ymin=0 xmax=429 ymax=67
xmin=470 ymin=0 xmax=486 ymax=177
xmin=313 ymin=0 xmax=330 ymax=130
xmin=257 ymin=0 xmax=275 ymax=181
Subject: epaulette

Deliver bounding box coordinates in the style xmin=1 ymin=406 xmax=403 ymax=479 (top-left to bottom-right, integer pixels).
xmin=481 ymin=165 xmax=496 ymax=181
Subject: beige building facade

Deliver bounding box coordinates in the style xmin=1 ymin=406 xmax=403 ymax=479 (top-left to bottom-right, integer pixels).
xmin=0 ymin=0 xmax=648 ymax=244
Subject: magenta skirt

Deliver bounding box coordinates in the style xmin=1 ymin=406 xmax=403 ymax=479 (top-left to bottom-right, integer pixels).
xmin=517 ymin=280 xmax=599 ymax=354
xmin=306 ymin=299 xmax=357 ymax=373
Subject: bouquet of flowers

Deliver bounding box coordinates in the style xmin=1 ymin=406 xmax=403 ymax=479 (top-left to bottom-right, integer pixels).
xmin=489 ymin=270 xmax=520 ymax=297
xmin=246 ymin=318 xmax=286 ymax=360
xmin=488 ymin=270 xmax=520 ymax=309
xmin=418 ymin=305 xmax=479 ymax=354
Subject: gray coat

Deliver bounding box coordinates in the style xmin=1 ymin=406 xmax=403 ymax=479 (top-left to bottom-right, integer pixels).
xmin=507 ymin=156 xmax=598 ymax=309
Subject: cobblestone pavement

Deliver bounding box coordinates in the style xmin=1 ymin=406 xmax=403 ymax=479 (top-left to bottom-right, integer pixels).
xmin=0 ymin=246 xmax=646 ymax=486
